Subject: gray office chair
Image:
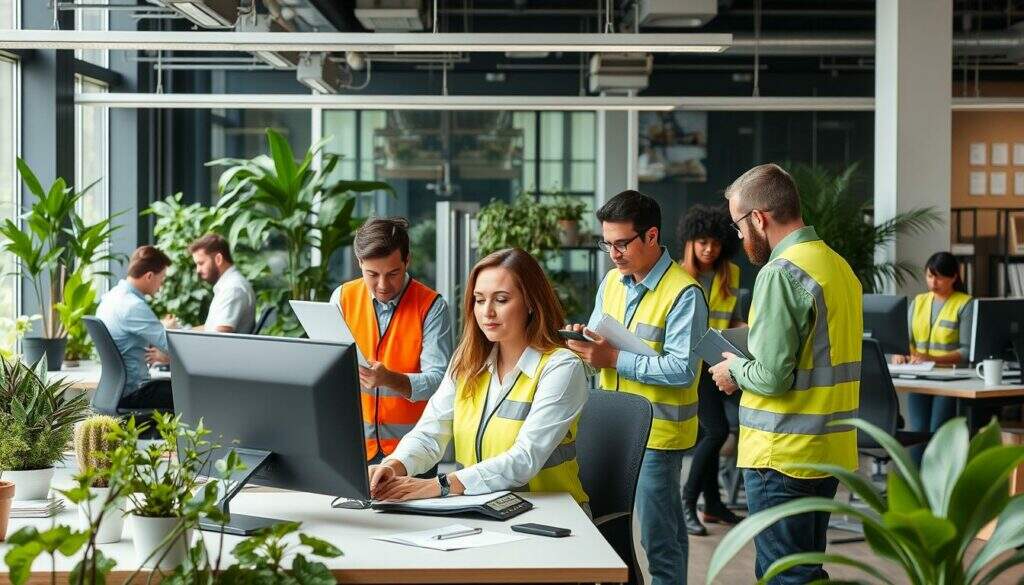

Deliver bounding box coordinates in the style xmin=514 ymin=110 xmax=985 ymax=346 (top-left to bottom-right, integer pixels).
xmin=577 ymin=390 xmax=652 ymax=585
xmin=252 ymin=306 xmax=276 ymax=335
xmin=83 ymin=316 xmax=165 ymax=419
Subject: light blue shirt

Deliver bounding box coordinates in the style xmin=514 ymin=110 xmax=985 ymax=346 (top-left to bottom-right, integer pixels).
xmin=587 ymin=248 xmax=707 ymax=387
xmin=95 ymin=280 xmax=168 ymax=393
xmin=330 ymin=276 xmax=452 ymax=402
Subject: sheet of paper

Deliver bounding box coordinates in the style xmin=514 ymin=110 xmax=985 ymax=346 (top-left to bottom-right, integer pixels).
xmin=993 ymin=143 xmax=1009 ymax=166
xmin=970 ymin=142 xmax=987 ymax=165
xmin=888 ymin=362 xmax=936 ymax=374
xmin=970 ymin=171 xmax=987 ymax=196
xmin=376 ymin=491 xmax=509 ymax=511
xmin=373 ymin=523 xmax=528 ymax=551
xmin=991 ymin=172 xmax=1007 ymax=196
xmin=594 ymin=314 xmax=659 ymax=357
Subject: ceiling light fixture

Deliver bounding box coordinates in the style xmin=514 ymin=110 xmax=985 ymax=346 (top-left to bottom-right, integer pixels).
xmin=156 ymin=0 xmax=238 ymax=29
xmin=237 ymin=14 xmax=300 ymax=69
xmin=296 ymin=53 xmax=346 ymax=94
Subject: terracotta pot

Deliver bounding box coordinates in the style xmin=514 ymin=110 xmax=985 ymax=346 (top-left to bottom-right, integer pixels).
xmin=558 ymin=219 xmax=580 ymax=247
xmin=0 ymin=480 xmax=14 ymax=541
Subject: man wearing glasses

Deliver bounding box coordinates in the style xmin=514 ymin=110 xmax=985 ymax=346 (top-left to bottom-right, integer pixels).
xmin=708 ymin=164 xmax=862 ymax=584
xmin=565 ymin=190 xmax=708 ymax=585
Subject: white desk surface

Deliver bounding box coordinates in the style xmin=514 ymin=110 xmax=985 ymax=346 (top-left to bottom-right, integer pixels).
xmin=0 ymin=491 xmax=627 ymax=584
xmin=892 ymin=376 xmax=1024 ymax=400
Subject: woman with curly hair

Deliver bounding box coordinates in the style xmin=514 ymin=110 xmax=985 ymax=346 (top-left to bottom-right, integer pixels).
xmin=677 ymin=204 xmax=746 ymax=536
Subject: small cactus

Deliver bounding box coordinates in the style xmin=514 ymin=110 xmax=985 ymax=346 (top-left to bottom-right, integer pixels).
xmin=74 ymin=415 xmax=121 ymax=488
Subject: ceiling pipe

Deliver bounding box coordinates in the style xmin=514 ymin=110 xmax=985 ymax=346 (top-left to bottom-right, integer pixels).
xmin=723 ymin=30 xmax=1024 ymax=57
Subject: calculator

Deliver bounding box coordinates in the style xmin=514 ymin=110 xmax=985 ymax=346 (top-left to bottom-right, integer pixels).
xmin=371 ymin=492 xmax=534 ymax=520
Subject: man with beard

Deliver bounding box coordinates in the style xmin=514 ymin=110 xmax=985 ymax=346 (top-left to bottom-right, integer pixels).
xmin=189 ymin=233 xmax=256 ymax=334
xmin=708 ymin=164 xmax=862 ymax=585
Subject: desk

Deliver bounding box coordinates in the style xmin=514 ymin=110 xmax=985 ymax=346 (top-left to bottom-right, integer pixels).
xmin=53 ymin=361 xmax=170 ymax=393
xmin=892 ymin=377 xmax=1024 ymax=432
xmin=0 ymin=492 xmax=627 ymax=584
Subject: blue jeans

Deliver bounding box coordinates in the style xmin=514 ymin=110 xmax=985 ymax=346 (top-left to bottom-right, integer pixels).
xmin=743 ymin=468 xmax=839 ymax=585
xmin=907 ymin=393 xmax=956 ymax=433
xmin=635 ymin=448 xmax=687 ymax=585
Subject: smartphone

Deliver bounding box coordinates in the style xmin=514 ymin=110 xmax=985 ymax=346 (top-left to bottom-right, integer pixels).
xmin=511 ymin=523 xmax=571 ymax=538
xmin=558 ymin=329 xmax=592 ymax=343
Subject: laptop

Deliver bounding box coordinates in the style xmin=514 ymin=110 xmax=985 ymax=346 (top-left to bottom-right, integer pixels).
xmin=289 ymin=300 xmax=370 ymax=367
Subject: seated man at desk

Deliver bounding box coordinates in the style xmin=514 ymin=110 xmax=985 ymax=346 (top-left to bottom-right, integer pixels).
xmin=95 ymin=245 xmax=174 ymax=410
xmin=367 ymin=248 xmax=589 ymax=509
xmin=189 ymin=233 xmax=256 ymax=333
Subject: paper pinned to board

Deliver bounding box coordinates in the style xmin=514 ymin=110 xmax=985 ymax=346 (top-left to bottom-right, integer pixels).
xmin=593 ymin=314 xmax=659 ymax=357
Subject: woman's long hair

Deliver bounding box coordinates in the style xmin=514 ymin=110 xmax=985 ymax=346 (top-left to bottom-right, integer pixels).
xmin=925 ymin=251 xmax=967 ymax=294
xmin=677 ymin=204 xmax=739 ymax=304
xmin=450 ymin=248 xmax=567 ymax=388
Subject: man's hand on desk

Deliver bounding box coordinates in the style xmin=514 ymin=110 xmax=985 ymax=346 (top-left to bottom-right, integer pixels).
xmin=564 ymin=324 xmax=619 ymax=369
xmin=709 ymin=352 xmax=739 ymax=395
xmin=145 ymin=346 xmax=170 ymax=365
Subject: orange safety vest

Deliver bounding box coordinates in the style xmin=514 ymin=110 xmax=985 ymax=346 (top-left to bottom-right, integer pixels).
xmin=340 ymin=278 xmax=440 ymax=460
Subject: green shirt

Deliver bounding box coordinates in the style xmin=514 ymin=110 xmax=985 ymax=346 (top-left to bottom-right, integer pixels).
xmin=728 ymin=226 xmax=819 ymax=397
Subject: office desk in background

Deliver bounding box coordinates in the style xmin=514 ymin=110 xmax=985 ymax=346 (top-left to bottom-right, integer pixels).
xmin=892 ymin=376 xmax=1024 ymax=433
xmin=54 ymin=360 xmax=170 ymax=393
xmin=0 ymin=492 xmax=627 ymax=584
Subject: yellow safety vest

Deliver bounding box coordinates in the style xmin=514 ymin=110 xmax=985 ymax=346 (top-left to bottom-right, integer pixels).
xmin=598 ymin=262 xmax=703 ymax=450
xmin=738 ymin=239 xmax=862 ymax=478
xmin=910 ymin=291 xmax=971 ymax=358
xmin=453 ymin=349 xmax=589 ymax=504
xmin=705 ymin=262 xmax=741 ymax=330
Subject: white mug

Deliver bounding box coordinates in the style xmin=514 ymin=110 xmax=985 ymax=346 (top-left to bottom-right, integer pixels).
xmin=976 ymin=359 xmax=1005 ymax=386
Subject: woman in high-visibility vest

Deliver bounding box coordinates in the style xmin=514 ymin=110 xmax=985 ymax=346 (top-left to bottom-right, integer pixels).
xmin=677 ymin=204 xmax=746 ymax=537
xmin=367 ymin=248 xmax=589 ymax=507
xmin=894 ymin=251 xmax=973 ymax=434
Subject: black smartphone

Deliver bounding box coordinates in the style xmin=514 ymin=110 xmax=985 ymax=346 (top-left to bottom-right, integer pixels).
xmin=511 ymin=523 xmax=571 ymax=538
xmin=558 ymin=330 xmax=592 ymax=343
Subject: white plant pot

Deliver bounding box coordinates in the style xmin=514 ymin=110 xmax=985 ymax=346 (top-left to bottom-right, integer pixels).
xmin=130 ymin=515 xmax=193 ymax=570
xmin=78 ymin=487 xmax=126 ymax=544
xmin=4 ymin=468 xmax=54 ymax=501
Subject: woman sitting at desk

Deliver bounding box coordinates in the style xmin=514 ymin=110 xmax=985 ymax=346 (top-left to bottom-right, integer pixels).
xmin=368 ymin=248 xmax=589 ymax=507
xmin=893 ymin=251 xmax=974 ymax=433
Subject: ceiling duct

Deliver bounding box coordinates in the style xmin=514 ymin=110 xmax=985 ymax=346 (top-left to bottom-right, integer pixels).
xmin=354 ymin=0 xmax=429 ymax=32
xmin=624 ymin=0 xmax=718 ymax=29
xmin=297 ymin=52 xmax=348 ymax=94
xmin=156 ymin=0 xmax=238 ymax=29
xmin=589 ymin=53 xmax=653 ymax=94
xmin=237 ymin=14 xmax=300 ymax=69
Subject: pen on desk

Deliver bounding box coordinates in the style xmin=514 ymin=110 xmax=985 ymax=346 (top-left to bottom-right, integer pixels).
xmin=434 ymin=527 xmax=483 ymax=540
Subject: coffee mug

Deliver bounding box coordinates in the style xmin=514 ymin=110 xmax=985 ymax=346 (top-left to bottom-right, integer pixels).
xmin=976 ymin=359 xmax=1005 ymax=386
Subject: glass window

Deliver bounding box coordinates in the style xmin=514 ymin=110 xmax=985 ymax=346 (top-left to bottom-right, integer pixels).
xmin=0 ymin=53 xmax=17 ymax=352
xmin=209 ymin=109 xmax=312 ymax=199
xmin=0 ymin=0 xmax=14 ymax=28
xmin=75 ymin=0 xmax=108 ymax=67
xmin=76 ymin=77 xmax=109 ymax=228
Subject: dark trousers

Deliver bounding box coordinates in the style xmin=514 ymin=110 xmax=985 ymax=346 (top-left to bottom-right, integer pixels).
xmin=743 ymin=468 xmax=839 ymax=585
xmin=682 ymin=371 xmax=737 ymax=508
xmin=120 ymin=379 xmax=174 ymax=411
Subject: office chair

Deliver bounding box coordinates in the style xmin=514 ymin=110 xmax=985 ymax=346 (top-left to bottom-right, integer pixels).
xmin=83 ymin=316 xmax=170 ymax=423
xmin=830 ymin=338 xmax=931 ymax=543
xmin=252 ymin=306 xmax=276 ymax=335
xmin=577 ymin=390 xmax=652 ymax=585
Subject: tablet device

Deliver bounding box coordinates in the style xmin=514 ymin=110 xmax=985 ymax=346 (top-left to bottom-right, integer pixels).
xmin=289 ymin=300 xmax=370 ymax=367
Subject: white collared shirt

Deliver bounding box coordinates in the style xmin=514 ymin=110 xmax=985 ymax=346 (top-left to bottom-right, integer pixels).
xmin=385 ymin=345 xmax=588 ymax=495
xmin=205 ymin=265 xmax=256 ymax=333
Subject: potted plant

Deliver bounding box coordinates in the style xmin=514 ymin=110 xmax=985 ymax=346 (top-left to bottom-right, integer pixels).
xmin=115 ymin=412 xmax=219 ymax=569
xmin=549 ymin=194 xmax=588 ymax=247
xmin=0 ymin=315 xmax=40 ymax=362
xmin=0 ymin=158 xmax=122 ymax=369
xmin=0 ymin=356 xmax=89 ymax=500
xmin=0 ymin=478 xmax=12 ymax=541
xmin=74 ymin=415 xmax=125 ymax=544
xmin=708 ymin=417 xmax=1024 ymax=584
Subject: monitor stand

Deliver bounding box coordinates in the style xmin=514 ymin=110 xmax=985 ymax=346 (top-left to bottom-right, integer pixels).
xmin=198 ymin=448 xmax=281 ymax=536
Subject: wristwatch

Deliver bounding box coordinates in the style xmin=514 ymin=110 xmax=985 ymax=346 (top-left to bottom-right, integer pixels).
xmin=437 ymin=472 xmax=451 ymax=498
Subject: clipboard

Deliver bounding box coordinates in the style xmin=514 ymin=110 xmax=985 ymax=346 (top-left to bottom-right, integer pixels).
xmin=694 ymin=327 xmax=750 ymax=366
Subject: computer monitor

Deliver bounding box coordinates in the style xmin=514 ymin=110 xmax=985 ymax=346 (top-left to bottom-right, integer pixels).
xmin=970 ymin=298 xmax=1024 ymax=371
xmin=167 ymin=330 xmax=369 ymax=535
xmin=862 ymin=294 xmax=909 ymax=355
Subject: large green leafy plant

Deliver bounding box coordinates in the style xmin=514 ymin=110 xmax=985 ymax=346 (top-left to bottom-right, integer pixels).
xmin=790 ymin=162 xmax=942 ymax=293
xmin=0 ymin=158 xmax=122 ymax=341
xmin=0 ymin=355 xmax=90 ymax=471
xmin=708 ymin=417 xmax=1024 ymax=585
xmin=208 ymin=128 xmax=393 ymax=336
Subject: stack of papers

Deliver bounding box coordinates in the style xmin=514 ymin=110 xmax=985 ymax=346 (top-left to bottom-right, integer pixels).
xmin=593 ymin=314 xmax=658 ymax=357
xmin=373 ymin=523 xmax=528 ymax=551
xmin=10 ymin=499 xmax=64 ymax=518
xmin=888 ymin=362 xmax=936 ymax=375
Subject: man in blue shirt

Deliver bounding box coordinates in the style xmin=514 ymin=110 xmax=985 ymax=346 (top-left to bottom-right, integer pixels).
xmin=96 ymin=245 xmax=174 ymax=410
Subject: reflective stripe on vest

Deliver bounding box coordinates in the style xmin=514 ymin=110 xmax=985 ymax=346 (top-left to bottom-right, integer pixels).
xmin=706 ymin=262 xmax=741 ymax=330
xmin=453 ymin=349 xmax=589 ymax=504
xmin=910 ymin=292 xmax=971 ymax=357
xmin=597 ymin=262 xmax=703 ymax=450
xmin=738 ymin=239 xmax=862 ymax=479
xmin=340 ymin=278 xmax=439 ymax=461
